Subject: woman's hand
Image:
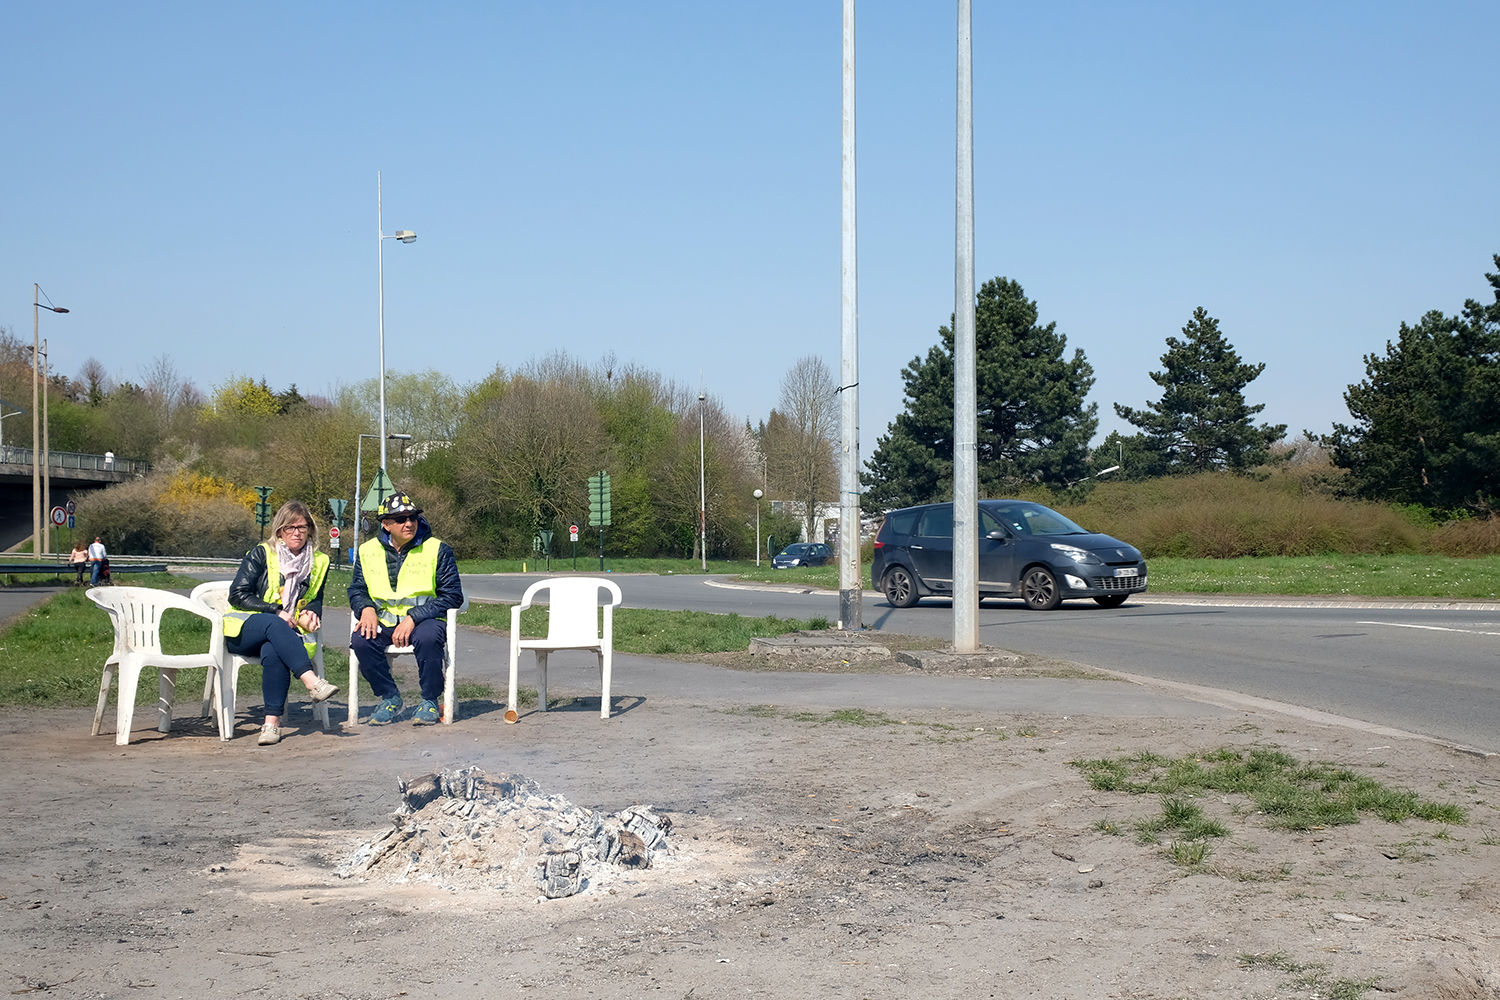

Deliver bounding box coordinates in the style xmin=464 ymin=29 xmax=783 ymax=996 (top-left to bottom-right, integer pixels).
xmin=278 ymin=609 xmax=296 ymax=625
xmin=297 ymin=609 xmax=321 ymax=632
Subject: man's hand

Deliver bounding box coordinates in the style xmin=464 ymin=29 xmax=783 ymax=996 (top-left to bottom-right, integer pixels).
xmin=391 ymin=615 xmax=416 ymax=647
xmin=357 ymin=607 xmax=380 ymax=639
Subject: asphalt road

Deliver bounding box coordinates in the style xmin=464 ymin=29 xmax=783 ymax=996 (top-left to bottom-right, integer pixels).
xmin=460 ymin=573 xmax=1500 ymax=753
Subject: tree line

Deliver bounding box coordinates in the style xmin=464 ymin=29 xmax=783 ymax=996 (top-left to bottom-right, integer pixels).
xmin=6 ymin=250 xmax=1495 ymax=557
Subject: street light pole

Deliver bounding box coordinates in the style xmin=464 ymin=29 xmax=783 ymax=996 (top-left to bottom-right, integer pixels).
xmin=754 ymin=488 xmax=763 ymax=567
xmin=839 ymin=0 xmax=862 ymax=632
xmin=698 ymin=390 xmax=707 ymax=571
xmin=376 ymin=171 xmax=416 ymax=474
xmin=32 ymin=285 xmax=68 ymax=560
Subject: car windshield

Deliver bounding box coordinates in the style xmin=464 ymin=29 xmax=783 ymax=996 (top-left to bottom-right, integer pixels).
xmin=782 ymin=545 xmax=813 ymax=555
xmin=985 ymin=501 xmax=1088 ymax=537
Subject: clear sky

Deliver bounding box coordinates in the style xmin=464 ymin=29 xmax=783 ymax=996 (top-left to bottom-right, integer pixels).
xmin=4 ymin=1 xmax=1497 ymax=454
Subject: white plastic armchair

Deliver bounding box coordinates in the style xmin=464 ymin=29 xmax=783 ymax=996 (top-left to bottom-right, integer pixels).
xmin=86 ymin=586 xmax=223 ymax=746
xmin=189 ymin=581 xmax=329 ymax=740
xmin=347 ymin=595 xmax=469 ymax=725
xmin=507 ymin=577 xmax=623 ymax=723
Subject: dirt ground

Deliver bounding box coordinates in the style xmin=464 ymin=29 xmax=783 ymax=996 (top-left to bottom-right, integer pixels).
xmin=1 ymin=667 xmax=1498 ymax=999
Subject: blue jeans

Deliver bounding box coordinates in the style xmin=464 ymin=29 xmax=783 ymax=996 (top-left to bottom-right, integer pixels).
xmin=352 ymin=617 xmax=447 ymax=703
xmin=89 ymin=559 xmax=102 ymax=585
xmin=225 ymin=613 xmax=314 ymax=717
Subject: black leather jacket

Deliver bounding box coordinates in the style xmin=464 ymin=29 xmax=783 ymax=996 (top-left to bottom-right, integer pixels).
xmin=229 ymin=543 xmax=327 ymax=616
xmin=346 ymin=516 xmax=463 ymax=625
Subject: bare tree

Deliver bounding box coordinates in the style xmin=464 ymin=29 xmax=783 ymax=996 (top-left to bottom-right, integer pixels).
xmin=76 ymin=357 xmax=112 ymax=405
xmin=766 ymin=356 xmax=839 ymax=541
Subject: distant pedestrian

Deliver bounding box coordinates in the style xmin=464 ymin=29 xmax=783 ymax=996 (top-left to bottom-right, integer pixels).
xmin=87 ymin=536 xmax=107 ymax=586
xmin=69 ymin=539 xmax=89 ymax=585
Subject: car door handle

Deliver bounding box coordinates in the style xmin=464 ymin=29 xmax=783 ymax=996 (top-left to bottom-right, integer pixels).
xmin=910 ymin=545 xmax=923 ymax=549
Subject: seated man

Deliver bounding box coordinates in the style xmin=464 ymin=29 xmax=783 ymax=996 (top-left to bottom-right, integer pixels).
xmin=347 ymin=492 xmax=465 ymax=725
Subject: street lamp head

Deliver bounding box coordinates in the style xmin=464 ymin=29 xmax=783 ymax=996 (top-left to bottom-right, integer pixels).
xmin=698 ymin=392 xmax=706 ymax=402
xmin=753 ymin=489 xmax=763 ymax=499
xmin=47 ymin=306 xmax=69 ymax=314
xmin=388 ymin=433 xmax=413 ymax=441
xmin=396 ymin=231 xmax=416 ymax=243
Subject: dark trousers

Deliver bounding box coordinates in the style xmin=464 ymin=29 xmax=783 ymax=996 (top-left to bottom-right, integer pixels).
xmin=352 ymin=617 xmax=447 ymax=703
xmin=225 ymin=613 xmax=314 ymax=717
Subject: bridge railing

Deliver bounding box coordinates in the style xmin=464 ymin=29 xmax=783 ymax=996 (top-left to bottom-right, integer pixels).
xmin=0 ymin=445 xmax=149 ymax=476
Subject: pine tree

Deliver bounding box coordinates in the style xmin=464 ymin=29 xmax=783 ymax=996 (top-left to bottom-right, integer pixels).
xmin=1114 ymin=307 xmax=1285 ymax=473
xmin=863 ymin=277 xmax=1097 ymax=509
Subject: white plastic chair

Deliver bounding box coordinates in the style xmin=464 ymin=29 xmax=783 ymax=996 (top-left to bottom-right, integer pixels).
xmin=347 ymin=595 xmax=469 ymax=725
xmin=189 ymin=581 xmax=329 ymax=740
xmin=507 ymin=577 xmax=622 ymax=723
xmin=86 ymin=586 xmax=223 ymax=746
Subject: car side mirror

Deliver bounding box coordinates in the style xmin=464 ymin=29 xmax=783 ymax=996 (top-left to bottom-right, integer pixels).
xmin=986 ymin=530 xmax=1008 ymax=542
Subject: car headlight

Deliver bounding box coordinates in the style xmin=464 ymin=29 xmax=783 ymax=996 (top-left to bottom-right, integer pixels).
xmin=1050 ymin=543 xmax=1103 ymax=564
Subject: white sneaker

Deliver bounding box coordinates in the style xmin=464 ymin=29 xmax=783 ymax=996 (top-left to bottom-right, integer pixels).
xmin=258 ymin=724 xmax=281 ymax=746
xmin=308 ymin=679 xmax=339 ymax=703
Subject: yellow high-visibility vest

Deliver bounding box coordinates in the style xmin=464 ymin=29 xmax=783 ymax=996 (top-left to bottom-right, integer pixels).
xmin=223 ymin=542 xmax=330 ymax=658
xmin=358 ymin=535 xmax=442 ymax=627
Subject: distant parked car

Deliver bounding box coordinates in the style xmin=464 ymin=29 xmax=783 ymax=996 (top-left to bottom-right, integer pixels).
xmin=870 ymin=500 xmax=1147 ymax=610
xmin=772 ymin=542 xmax=833 ymax=569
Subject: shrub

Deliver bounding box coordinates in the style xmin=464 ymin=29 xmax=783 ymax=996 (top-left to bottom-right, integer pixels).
xmin=76 ymin=468 xmax=259 ymax=557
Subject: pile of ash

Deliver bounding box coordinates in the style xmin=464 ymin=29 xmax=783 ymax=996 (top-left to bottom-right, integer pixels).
xmin=336 ymin=766 xmax=673 ymax=898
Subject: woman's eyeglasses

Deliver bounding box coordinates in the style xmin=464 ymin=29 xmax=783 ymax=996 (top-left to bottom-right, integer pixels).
xmin=382 ymin=514 xmax=418 ymax=524
xmin=281 ymin=524 xmax=311 ymax=534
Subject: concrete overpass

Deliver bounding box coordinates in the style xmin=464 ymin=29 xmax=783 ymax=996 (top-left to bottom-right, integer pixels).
xmin=0 ymin=445 xmax=148 ymax=551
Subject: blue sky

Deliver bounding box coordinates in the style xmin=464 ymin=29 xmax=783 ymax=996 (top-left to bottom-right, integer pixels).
xmin=4 ymin=1 xmax=1498 ymax=455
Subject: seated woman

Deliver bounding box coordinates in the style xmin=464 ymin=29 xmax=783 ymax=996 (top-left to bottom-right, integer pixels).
xmin=68 ymin=539 xmax=89 ymax=585
xmin=223 ymin=500 xmax=339 ymax=745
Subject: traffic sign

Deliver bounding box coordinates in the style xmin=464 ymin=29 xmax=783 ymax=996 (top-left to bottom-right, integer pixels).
xmin=50 ymin=506 xmax=66 ymax=526
xmin=569 ymin=524 xmax=579 ymax=542
xmin=65 ymin=500 xmax=76 ymax=515
xmin=67 ymin=515 xmax=75 ymax=529
xmin=330 ymin=527 xmax=341 ymax=539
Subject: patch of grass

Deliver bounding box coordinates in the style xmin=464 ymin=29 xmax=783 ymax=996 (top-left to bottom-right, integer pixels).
xmin=1237 ymin=953 xmax=1383 ymax=999
xmin=1147 ymin=554 xmax=1500 ymax=598
xmin=1071 ymin=746 xmax=1467 ymax=830
xmin=463 ymin=600 xmax=832 ymax=655
xmin=1093 ymin=818 xmax=1123 ymax=836
xmin=1167 ymin=839 xmax=1211 ymax=868
xmin=1478 ymin=829 xmax=1500 ymax=846
xmin=0 ymin=577 xmax=209 ymax=707
xmin=458 ymin=556 xmax=767 ymax=576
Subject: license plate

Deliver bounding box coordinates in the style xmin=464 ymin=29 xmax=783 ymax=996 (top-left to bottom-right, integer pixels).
xmin=1114 ymin=567 xmax=1139 ymax=578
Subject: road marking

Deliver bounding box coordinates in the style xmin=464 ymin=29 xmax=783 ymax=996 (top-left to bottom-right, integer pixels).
xmin=1357 ymin=621 xmax=1500 ymax=637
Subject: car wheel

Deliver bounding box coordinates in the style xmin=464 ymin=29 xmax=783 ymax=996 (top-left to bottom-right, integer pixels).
xmin=1021 ymin=566 xmax=1062 ymax=610
xmin=883 ymin=566 xmax=919 ymax=608
xmin=1093 ymin=594 xmax=1128 ymax=608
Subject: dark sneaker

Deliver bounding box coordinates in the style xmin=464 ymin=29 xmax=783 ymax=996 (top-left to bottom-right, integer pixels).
xmin=367 ymin=696 xmax=404 ymax=725
xmin=411 ymin=700 xmax=440 ymax=726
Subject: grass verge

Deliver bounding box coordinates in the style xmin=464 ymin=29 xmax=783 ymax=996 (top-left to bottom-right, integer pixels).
xmin=1075 ymin=746 xmax=1466 ymax=833
xmin=461 ymin=601 xmax=829 ymax=655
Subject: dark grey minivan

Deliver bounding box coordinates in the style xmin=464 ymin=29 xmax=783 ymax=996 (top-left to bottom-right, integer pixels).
xmin=870 ymin=500 xmax=1147 ymax=610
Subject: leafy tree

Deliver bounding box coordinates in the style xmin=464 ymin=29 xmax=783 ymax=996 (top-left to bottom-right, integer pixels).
xmin=1327 ymin=255 xmax=1500 ymax=511
xmin=1114 ymin=307 xmax=1285 ymax=473
xmin=862 ymin=277 xmax=1097 ymax=510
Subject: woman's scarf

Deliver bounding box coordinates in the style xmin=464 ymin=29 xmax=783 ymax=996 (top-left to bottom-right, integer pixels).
xmin=275 ymin=539 xmax=313 ymax=620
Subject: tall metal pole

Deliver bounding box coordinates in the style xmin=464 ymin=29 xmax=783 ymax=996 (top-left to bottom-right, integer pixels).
xmin=838 ymin=0 xmax=862 ymax=632
xmin=698 ymin=390 xmax=707 ymax=570
xmin=352 ymin=435 xmax=364 ymax=566
xmin=41 ymin=338 xmax=50 ymax=556
xmin=953 ymin=0 xmax=979 ymax=651
xmin=31 ymin=287 xmax=40 ymax=560
xmin=377 ymin=172 xmax=388 ymax=472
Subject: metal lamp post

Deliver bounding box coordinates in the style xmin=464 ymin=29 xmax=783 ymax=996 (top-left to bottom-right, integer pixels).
xmin=32 ymin=285 xmax=68 ymax=559
xmin=377 ymin=171 xmax=416 ymax=474
xmin=698 ymin=390 xmax=707 ymax=571
xmin=0 ymin=401 xmax=23 ymax=455
xmin=353 ymin=431 xmax=413 ymax=565
xmin=753 ymin=488 xmax=763 ymax=567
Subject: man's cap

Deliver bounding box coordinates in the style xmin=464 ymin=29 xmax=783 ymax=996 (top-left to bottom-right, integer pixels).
xmin=376 ymin=493 xmax=422 ymax=519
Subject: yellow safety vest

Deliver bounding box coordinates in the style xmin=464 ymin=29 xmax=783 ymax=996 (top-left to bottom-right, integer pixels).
xmin=358 ymin=535 xmax=442 ymax=627
xmin=223 ymin=543 xmax=330 ymax=658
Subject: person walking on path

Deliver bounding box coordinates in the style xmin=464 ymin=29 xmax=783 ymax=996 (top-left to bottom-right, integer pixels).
xmin=69 ymin=540 xmax=89 ymax=585
xmin=347 ymin=491 xmax=464 ymax=726
xmin=86 ymin=536 xmax=107 ymax=586
xmin=222 ymin=501 xmax=339 ymax=746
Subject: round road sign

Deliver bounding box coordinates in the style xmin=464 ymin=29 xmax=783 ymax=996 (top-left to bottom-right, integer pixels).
xmin=50 ymin=506 xmax=67 ymax=526
xmin=329 ymin=527 xmax=341 ymax=539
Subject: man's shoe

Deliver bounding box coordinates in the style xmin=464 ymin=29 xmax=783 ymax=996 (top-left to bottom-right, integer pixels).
xmin=258 ymin=724 xmax=281 ymax=746
xmin=411 ymin=700 xmax=440 ymax=726
xmin=309 ymin=679 xmax=339 ymax=703
xmin=367 ymin=696 xmax=404 ymax=725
